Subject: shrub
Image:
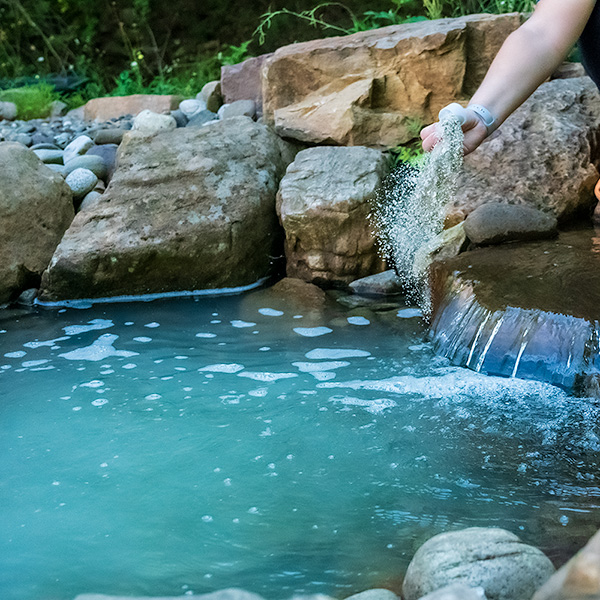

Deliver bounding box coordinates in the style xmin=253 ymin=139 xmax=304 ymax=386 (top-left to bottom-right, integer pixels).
xmin=0 ymin=83 xmax=60 ymax=119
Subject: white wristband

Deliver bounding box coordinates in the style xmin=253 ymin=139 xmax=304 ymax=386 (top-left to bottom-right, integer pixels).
xmin=467 ymin=104 xmax=497 ymax=133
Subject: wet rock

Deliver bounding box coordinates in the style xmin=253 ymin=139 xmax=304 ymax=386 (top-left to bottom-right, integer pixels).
xmin=83 ymin=94 xmax=182 ymax=121
xmin=413 ymin=222 xmax=467 ymax=276
xmin=179 ymin=98 xmax=206 ymax=118
xmin=186 ymin=109 xmax=218 ymax=128
xmin=221 ymin=53 xmax=273 ymax=115
xmin=75 ymin=589 xmax=267 ymax=600
xmin=63 ymin=134 xmax=94 ymax=164
xmin=532 ymin=528 xmax=600 ymax=600
xmin=0 ymin=142 xmax=73 ymax=303
xmin=349 ymin=270 xmax=403 ymax=296
xmin=245 ymin=278 xmax=330 ymax=317
xmin=131 ymin=109 xmax=177 ymax=136
xmin=451 ymin=78 xmax=600 ymax=222
xmin=86 ymin=144 xmax=118 ymax=181
xmin=418 ymin=584 xmax=487 ymax=600
xmin=92 ymin=128 xmax=125 ymax=145
xmin=277 ymin=146 xmax=389 ymax=286
xmin=39 ymin=117 xmax=295 ymax=301
xmin=262 ymin=14 xmax=522 ymax=147
xmin=199 ymin=80 xmax=223 ymax=113
xmin=343 ymin=589 xmax=398 ymax=600
xmin=16 ymin=287 xmax=38 ymax=306
xmin=33 ymin=148 xmax=64 ymax=164
xmin=218 ymin=99 xmax=257 ymax=120
xmin=403 ymin=528 xmax=554 ymax=600
xmin=463 ymin=203 xmax=558 ymax=245
xmin=64 ymin=154 xmax=108 ymax=181
xmin=65 ymin=168 xmax=98 ymax=200
xmin=0 ymin=100 xmax=17 ymax=121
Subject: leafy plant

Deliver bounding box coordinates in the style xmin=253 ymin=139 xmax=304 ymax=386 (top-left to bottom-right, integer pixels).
xmin=0 ymin=83 xmax=60 ymax=119
xmin=390 ymin=142 xmax=426 ymax=168
xmin=218 ymin=41 xmax=252 ymax=67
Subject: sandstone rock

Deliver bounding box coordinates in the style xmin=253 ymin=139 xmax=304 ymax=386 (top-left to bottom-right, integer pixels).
xmin=92 ymin=128 xmax=125 ymax=145
xmin=39 ymin=117 xmax=295 ymax=301
xmin=63 ymin=134 xmax=94 ymax=164
xmin=277 ymin=146 xmax=389 ymax=286
xmin=218 ymin=99 xmax=257 ymax=120
xmin=450 ymin=77 xmax=600 ymax=222
xmin=402 ymin=527 xmax=555 ymax=600
xmin=532 ymin=528 xmax=600 ymax=600
xmin=65 ymin=168 xmax=98 ymax=200
xmin=463 ymin=203 xmax=558 ymax=245
xmin=64 ymin=155 xmax=108 ymax=181
xmin=262 ymin=14 xmax=522 ymax=147
xmin=131 ymin=109 xmax=177 ymax=136
xmin=349 ymin=270 xmax=403 ymax=296
xmin=551 ymin=61 xmax=587 ymax=80
xmin=418 ymin=584 xmax=487 ymax=600
xmin=198 ymin=80 xmax=223 ymax=112
xmin=0 ymin=142 xmax=74 ymax=303
xmin=0 ymin=100 xmax=17 ymax=121
xmin=179 ymin=98 xmax=206 ymax=118
xmin=343 ymin=589 xmax=399 ymax=600
xmin=221 ymin=53 xmax=273 ymax=114
xmin=83 ymin=94 xmax=182 ymax=121
xmin=33 ymin=149 xmax=64 ymax=164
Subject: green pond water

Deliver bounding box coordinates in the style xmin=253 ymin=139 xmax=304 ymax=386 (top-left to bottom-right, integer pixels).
xmin=1 ymin=291 xmax=600 ymax=600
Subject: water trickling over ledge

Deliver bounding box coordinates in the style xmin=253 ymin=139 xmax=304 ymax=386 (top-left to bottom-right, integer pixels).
xmin=428 ymin=228 xmax=600 ymax=395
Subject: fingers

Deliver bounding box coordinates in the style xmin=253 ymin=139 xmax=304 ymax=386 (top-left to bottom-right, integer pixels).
xmin=420 ymin=123 xmax=441 ymax=152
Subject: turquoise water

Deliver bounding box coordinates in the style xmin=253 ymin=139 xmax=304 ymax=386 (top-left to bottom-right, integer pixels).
xmin=1 ymin=292 xmax=600 ymax=600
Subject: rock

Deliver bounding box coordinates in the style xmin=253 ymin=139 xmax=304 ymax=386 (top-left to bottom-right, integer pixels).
xmin=31 ymin=142 xmax=60 ymax=151
xmin=66 ymin=105 xmax=85 ymax=121
xmin=343 ymin=589 xmax=399 ymax=600
xmin=39 ymin=117 xmax=295 ymax=301
xmin=33 ymin=148 xmax=64 ymax=164
xmin=75 ymin=589 xmax=267 ymax=600
xmin=199 ymin=80 xmax=223 ymax=112
xmin=86 ymin=144 xmax=118 ymax=181
xmin=31 ymin=131 xmax=55 ymax=146
xmin=551 ymin=61 xmax=588 ymax=80
xmin=79 ymin=190 xmax=104 ymax=211
xmin=46 ymin=164 xmax=66 ymax=176
xmin=451 ymin=77 xmax=600 ymax=222
xmin=65 ymin=168 xmax=98 ymax=200
xmin=221 ymin=53 xmax=274 ymax=115
xmin=0 ymin=100 xmax=17 ymax=121
xmin=63 ymin=134 xmax=94 ymax=164
xmin=16 ymin=287 xmax=38 ymax=306
xmin=131 ymin=109 xmax=177 ymax=136
xmin=63 ymin=154 xmax=108 ymax=182
xmin=170 ymin=108 xmax=188 ymax=128
xmin=402 ymin=528 xmax=554 ymax=600
xmin=277 ymin=146 xmax=389 ymax=286
xmin=0 ymin=142 xmax=73 ymax=303
xmin=418 ymin=584 xmax=487 ymax=600
xmin=463 ymin=203 xmax=558 ymax=246
xmin=83 ymin=94 xmax=182 ymax=121
xmin=532 ymin=528 xmax=600 ymax=600
xmin=262 ymin=14 xmax=522 ymax=147
xmin=92 ymin=128 xmax=125 ymax=145
xmin=8 ymin=132 xmax=32 ymax=146
xmin=186 ymin=109 xmax=218 ymax=128
xmin=349 ymin=270 xmax=403 ymax=296
xmin=413 ymin=222 xmax=467 ymax=277
xmin=179 ymin=98 xmax=206 ymax=118
xmin=49 ymin=100 xmax=68 ymax=117
xmin=218 ymin=99 xmax=257 ymax=120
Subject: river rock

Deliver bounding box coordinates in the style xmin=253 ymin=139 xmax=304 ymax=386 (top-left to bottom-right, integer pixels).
xmin=349 ymin=270 xmax=403 ymax=296
xmin=532 ymin=528 xmax=600 ymax=600
xmin=221 ymin=53 xmax=273 ymax=115
xmin=262 ymin=14 xmax=522 ymax=147
xmin=179 ymin=98 xmax=206 ymax=118
xmin=65 ymin=168 xmax=98 ymax=200
xmin=63 ymin=134 xmax=94 ymax=164
xmin=170 ymin=109 xmax=188 ymax=127
xmin=92 ymin=128 xmax=125 ymax=145
xmin=219 ymin=99 xmax=257 ymax=120
xmin=187 ymin=109 xmax=218 ymax=128
xmin=450 ymin=77 xmax=600 ymax=222
xmin=343 ymin=589 xmax=399 ymax=600
xmin=418 ymin=584 xmax=487 ymax=600
xmin=0 ymin=142 xmax=73 ymax=303
xmin=277 ymin=146 xmax=389 ymax=286
xmin=402 ymin=527 xmax=555 ymax=600
xmin=79 ymin=190 xmax=104 ymax=211
xmin=86 ymin=144 xmax=118 ymax=181
xmin=0 ymin=100 xmax=17 ymax=121
xmin=83 ymin=94 xmax=182 ymax=121
xmin=131 ymin=109 xmax=177 ymax=135
xmin=463 ymin=203 xmax=558 ymax=245
xmin=39 ymin=117 xmax=295 ymax=301
xmin=198 ymin=80 xmax=223 ymax=113
xmin=33 ymin=148 xmax=64 ymax=164
xmin=64 ymin=154 xmax=108 ymax=181
xmin=75 ymin=589 xmax=267 ymax=600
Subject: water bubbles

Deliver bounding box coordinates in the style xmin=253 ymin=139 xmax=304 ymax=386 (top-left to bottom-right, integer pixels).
xmin=122 ymin=363 xmax=137 ymax=369
xmin=80 ymin=380 xmax=104 ymax=388
xmin=133 ymin=337 xmax=152 ymax=343
xmin=200 ymin=364 xmax=245 ymax=374
xmin=91 ymin=398 xmax=108 ymax=406
xmin=202 ymin=515 xmax=214 ymax=523
xmin=259 ymin=347 xmax=271 ymax=351
xmin=63 ymin=319 xmax=114 ymax=336
xmin=4 ymin=351 xmax=26 ymax=358
xmin=347 ymin=316 xmax=370 ymax=326
xmin=305 ymin=348 xmax=370 ymax=359
xmin=560 ymin=515 xmax=569 ymax=526
xmin=144 ymin=322 xmax=160 ymax=328
xmin=231 ymin=320 xmax=256 ymax=328
xmin=144 ymin=394 xmax=162 ymax=401
xmin=196 ymin=332 xmax=217 ymax=338
xmin=293 ymin=327 xmax=333 ymax=338
xmin=258 ymin=308 xmax=284 ymax=317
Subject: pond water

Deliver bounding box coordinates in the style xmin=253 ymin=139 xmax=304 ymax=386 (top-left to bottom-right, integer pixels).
xmin=2 ymin=291 xmax=600 ymax=600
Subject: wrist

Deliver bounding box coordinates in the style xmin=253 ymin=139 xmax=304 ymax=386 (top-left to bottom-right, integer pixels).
xmin=467 ymin=104 xmax=497 ymax=134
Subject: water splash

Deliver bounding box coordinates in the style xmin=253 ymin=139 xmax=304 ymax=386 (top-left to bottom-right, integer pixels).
xmin=370 ymin=116 xmax=464 ymax=312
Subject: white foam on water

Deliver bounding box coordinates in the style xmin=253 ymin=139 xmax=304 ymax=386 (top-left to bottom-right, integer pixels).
xmin=329 ymin=395 xmax=398 ymax=415
xmin=231 ymin=320 xmax=256 ymax=328
xmin=199 ymin=363 xmax=245 ymax=374
xmin=79 ymin=380 xmax=104 ymax=388
xmin=63 ymin=319 xmax=114 ymax=336
xmin=312 ymin=372 xmax=337 ymax=382
xmin=248 ymin=388 xmax=268 ymax=397
xmin=122 ymin=363 xmax=137 ymax=369
xmin=59 ymin=334 xmax=139 ymax=362
xmin=144 ymin=322 xmax=160 ymax=328
xmin=259 ymin=347 xmax=270 ymax=351
xmin=196 ymin=332 xmax=217 ymax=338
xmin=258 ymin=308 xmax=284 ymax=317
xmin=347 ymin=316 xmax=370 ymax=326
xmin=23 ymin=336 xmax=70 ymax=348
xmin=91 ymin=398 xmax=108 ymax=406
xmin=305 ymin=348 xmax=371 ymax=360
xmin=292 ymin=361 xmax=351 ymax=373
xmin=293 ymin=327 xmax=333 ymax=338
xmin=145 ymin=394 xmax=162 ymax=400
xmin=133 ymin=337 xmax=152 ymax=343
xmin=21 ymin=359 xmax=50 ymax=368
xmin=4 ymin=351 xmax=27 ymax=358
xmin=237 ymin=371 xmax=298 ymax=382
xmin=397 ymin=308 xmax=423 ymax=319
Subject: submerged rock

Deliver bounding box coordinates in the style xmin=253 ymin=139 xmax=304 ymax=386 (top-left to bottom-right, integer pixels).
xmin=75 ymin=589 xmax=267 ymax=600
xmin=418 ymin=584 xmax=487 ymax=600
xmin=349 ymin=270 xmax=404 ymax=296
xmin=39 ymin=117 xmax=295 ymax=301
xmin=402 ymin=527 xmax=555 ymax=600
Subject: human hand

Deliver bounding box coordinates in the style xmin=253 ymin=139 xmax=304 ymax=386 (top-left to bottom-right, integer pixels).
xmin=420 ymin=108 xmax=490 ymax=156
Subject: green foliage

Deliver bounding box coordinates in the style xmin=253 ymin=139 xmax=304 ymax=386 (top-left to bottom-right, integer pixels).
xmin=218 ymin=41 xmax=253 ymax=67
xmin=389 ymin=142 xmax=426 ymax=168
xmin=0 ymin=83 xmax=60 ymax=119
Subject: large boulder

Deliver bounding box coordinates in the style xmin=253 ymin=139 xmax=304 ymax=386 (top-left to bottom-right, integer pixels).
xmin=276 ymin=146 xmax=389 ymax=286
xmin=403 ymin=527 xmax=555 ymax=600
xmin=0 ymin=143 xmax=74 ymax=303
xmin=39 ymin=117 xmax=296 ymax=301
xmin=262 ymin=14 xmax=522 ymax=147
xmin=221 ymin=54 xmax=273 ymax=115
xmin=449 ymin=77 xmax=600 ymax=223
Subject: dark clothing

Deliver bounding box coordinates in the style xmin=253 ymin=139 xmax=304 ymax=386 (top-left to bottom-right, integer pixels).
xmin=579 ymin=1 xmax=600 ymax=88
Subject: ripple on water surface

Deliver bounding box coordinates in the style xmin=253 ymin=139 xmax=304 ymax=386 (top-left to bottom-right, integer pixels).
xmin=0 ymin=293 xmax=599 ymax=600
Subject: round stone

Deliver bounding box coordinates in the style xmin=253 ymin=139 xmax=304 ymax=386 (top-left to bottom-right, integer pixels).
xmin=179 ymin=98 xmax=206 ymax=118
xmin=64 ymin=155 xmax=108 ymax=182
xmin=65 ymin=168 xmax=98 ymax=200
xmin=63 ymin=134 xmax=94 ymax=163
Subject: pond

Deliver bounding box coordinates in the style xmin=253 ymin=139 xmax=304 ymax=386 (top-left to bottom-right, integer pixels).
xmin=1 ymin=290 xmax=599 ymax=600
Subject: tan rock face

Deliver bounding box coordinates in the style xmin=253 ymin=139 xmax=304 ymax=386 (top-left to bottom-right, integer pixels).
xmin=450 ymin=77 xmax=600 ymax=222
xmin=277 ymin=146 xmax=389 ymax=286
xmin=0 ymin=143 xmax=74 ymax=303
xmin=221 ymin=54 xmax=273 ymax=115
xmin=262 ymin=14 xmax=522 ymax=147
xmin=83 ymin=94 xmax=182 ymax=121
xmin=39 ymin=117 xmax=295 ymax=301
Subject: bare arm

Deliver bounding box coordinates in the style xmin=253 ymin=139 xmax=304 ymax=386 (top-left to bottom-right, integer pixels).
xmin=421 ymin=0 xmax=597 ymax=155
